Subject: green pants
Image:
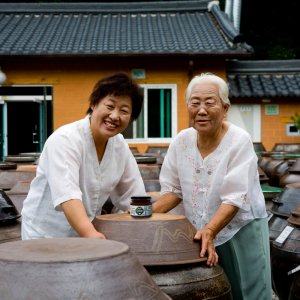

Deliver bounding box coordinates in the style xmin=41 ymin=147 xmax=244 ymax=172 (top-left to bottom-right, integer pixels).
xmin=217 ymin=218 xmax=272 ymax=300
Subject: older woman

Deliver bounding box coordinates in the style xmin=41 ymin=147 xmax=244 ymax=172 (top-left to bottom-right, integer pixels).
xmin=153 ymin=73 xmax=272 ymax=300
xmin=22 ymin=72 xmax=146 ymax=240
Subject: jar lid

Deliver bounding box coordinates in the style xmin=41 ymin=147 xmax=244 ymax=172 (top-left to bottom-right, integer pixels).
xmin=131 ymin=196 xmax=152 ymax=200
xmin=288 ymin=203 xmax=300 ymax=227
xmin=270 ymin=188 xmax=300 ymax=217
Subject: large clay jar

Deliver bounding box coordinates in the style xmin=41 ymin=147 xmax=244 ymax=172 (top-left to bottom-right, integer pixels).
xmin=6 ymin=180 xmax=31 ymax=212
xmin=138 ymin=163 xmax=161 ymax=180
xmin=145 ymin=146 xmax=169 ymax=165
xmin=260 ymin=184 xmax=283 ymax=213
xmin=287 ymin=208 xmax=300 ymax=300
xmin=0 ymin=221 xmax=21 ymax=244
xmin=271 ymin=205 xmax=300 ymax=300
xmin=0 ymin=162 xmax=17 ymax=171
xmin=0 ymin=238 xmax=170 ymax=300
xmin=253 ymin=142 xmax=266 ymax=154
xmin=0 ymin=189 xmax=20 ymax=224
xmin=94 ymin=213 xmax=233 ymax=299
xmin=279 ymin=158 xmax=300 ymax=188
xmin=268 ymin=186 xmax=300 ymax=245
xmin=272 ymin=143 xmax=300 ymax=153
xmin=0 ymin=170 xmax=35 ymax=190
xmin=134 ymin=154 xmax=158 ymax=164
xmin=258 ymin=166 xmax=269 ymax=184
xmin=290 ymin=276 xmax=300 ymax=300
xmin=0 ymin=190 xmax=21 ymax=244
xmin=258 ymin=156 xmax=273 ymax=173
xmin=264 ymin=158 xmax=288 ymax=187
xmin=286 ymin=182 xmax=300 ymax=189
xmin=269 ymin=186 xmax=300 ymax=219
xmin=144 ymin=179 xmax=161 ymax=192
xmin=94 ymin=213 xmax=203 ymax=266
xmin=146 ymin=146 xmax=169 ymax=156
xmin=273 ymin=160 xmax=289 ymax=186
xmin=146 ymin=263 xmax=232 ymax=300
xmin=268 ymin=214 xmax=288 ymax=245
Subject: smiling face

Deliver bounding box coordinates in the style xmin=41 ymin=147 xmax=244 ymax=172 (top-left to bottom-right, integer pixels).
xmin=187 ymin=81 xmax=229 ymax=136
xmin=90 ymin=94 xmax=132 ymax=142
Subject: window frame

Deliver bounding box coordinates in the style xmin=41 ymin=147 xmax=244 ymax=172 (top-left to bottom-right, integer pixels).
xmin=286 ymin=123 xmax=300 ymax=136
xmin=126 ymin=83 xmax=177 ymax=144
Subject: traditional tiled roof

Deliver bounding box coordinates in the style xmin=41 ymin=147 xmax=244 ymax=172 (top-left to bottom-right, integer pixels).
xmin=0 ymin=1 xmax=252 ymax=57
xmin=226 ymin=60 xmax=300 ymax=98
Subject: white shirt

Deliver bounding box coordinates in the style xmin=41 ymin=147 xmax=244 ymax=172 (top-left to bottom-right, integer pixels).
xmin=160 ymin=123 xmax=267 ymax=246
xmin=21 ymin=116 xmax=146 ymax=239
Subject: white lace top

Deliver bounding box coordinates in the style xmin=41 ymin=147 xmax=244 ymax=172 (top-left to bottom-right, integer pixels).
xmin=160 ymin=123 xmax=267 ymax=246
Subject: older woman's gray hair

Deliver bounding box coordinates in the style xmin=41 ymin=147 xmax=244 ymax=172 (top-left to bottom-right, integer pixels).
xmin=185 ymin=73 xmax=231 ymax=106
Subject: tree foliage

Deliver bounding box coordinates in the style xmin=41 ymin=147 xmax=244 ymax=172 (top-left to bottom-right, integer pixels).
xmin=240 ymin=0 xmax=300 ymax=60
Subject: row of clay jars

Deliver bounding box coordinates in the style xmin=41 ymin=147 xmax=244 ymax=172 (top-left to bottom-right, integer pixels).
xmin=258 ymin=156 xmax=300 ymax=188
xmin=258 ymin=156 xmax=289 ymax=187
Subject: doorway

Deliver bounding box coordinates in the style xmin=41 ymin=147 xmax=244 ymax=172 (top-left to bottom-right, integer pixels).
xmin=0 ymin=86 xmax=53 ymax=160
xmin=7 ymin=101 xmax=41 ymax=155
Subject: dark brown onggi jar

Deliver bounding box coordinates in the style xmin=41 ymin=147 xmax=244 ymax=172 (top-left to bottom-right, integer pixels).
xmin=130 ymin=196 xmax=152 ymax=217
xmin=264 ymin=158 xmax=288 ymax=187
xmin=271 ymin=204 xmax=300 ymax=300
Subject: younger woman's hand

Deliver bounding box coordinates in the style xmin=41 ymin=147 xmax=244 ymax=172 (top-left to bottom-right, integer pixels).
xmin=81 ymin=226 xmax=106 ymax=239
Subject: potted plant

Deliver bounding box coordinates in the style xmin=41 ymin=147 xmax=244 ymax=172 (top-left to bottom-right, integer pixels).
xmin=291 ymin=112 xmax=300 ymax=131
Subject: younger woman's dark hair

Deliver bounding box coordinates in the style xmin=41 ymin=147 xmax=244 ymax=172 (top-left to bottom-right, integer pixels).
xmin=87 ymin=72 xmax=144 ymax=121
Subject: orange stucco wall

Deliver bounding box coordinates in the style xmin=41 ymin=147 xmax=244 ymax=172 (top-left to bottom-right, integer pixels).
xmin=261 ymin=102 xmax=300 ymax=151
xmin=1 ymin=56 xmax=226 ymax=153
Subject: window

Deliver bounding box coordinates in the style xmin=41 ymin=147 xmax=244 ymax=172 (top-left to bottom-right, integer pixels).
xmin=286 ymin=123 xmax=300 ymax=136
xmin=123 ymin=84 xmax=177 ymax=142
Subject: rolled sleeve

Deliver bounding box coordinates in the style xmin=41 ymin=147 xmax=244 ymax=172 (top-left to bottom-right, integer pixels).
xmin=159 ymin=143 xmax=183 ymax=199
xmin=220 ymin=139 xmax=257 ymax=211
xmin=42 ymin=131 xmax=83 ymax=210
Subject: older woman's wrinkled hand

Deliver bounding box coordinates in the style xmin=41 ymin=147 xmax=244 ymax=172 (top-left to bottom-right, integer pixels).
xmin=194 ymin=227 xmax=218 ymax=267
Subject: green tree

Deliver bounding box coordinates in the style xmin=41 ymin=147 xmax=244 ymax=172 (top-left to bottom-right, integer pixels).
xmin=291 ymin=113 xmax=300 ymax=130
xmin=240 ymin=0 xmax=300 ymax=60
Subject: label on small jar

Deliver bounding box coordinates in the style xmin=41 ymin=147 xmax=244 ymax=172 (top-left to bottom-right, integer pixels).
xmin=130 ymin=196 xmax=152 ymax=217
xmin=130 ymin=204 xmax=152 ymax=217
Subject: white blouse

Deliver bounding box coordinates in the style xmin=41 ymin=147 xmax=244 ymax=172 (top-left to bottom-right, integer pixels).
xmin=21 ymin=115 xmax=146 ymax=239
xmin=160 ymin=124 xmax=267 ymax=246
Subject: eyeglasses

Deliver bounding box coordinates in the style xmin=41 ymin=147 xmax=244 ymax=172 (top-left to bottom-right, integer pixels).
xmin=188 ymin=99 xmax=220 ymax=110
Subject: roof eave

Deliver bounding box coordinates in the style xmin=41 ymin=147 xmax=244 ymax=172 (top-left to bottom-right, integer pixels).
xmin=226 ymin=59 xmax=300 ymax=73
xmin=0 ymin=1 xmax=210 ymax=14
xmin=0 ymin=52 xmax=252 ymax=59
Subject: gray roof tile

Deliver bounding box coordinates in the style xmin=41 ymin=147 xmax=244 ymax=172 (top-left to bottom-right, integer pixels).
xmin=0 ymin=1 xmax=252 ymax=57
xmin=226 ymin=60 xmax=300 ymax=98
